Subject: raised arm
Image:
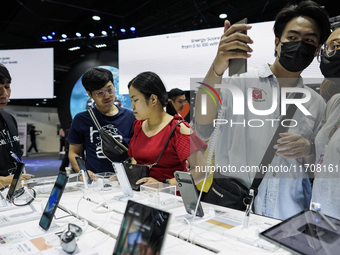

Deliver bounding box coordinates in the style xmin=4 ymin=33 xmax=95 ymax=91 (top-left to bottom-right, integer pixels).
xmin=195 ymin=20 xmax=253 ymax=125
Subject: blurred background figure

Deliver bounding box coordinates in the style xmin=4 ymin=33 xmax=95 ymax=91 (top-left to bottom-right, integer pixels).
xmin=168 ymin=88 xmax=187 ymax=114
xmin=27 ymin=125 xmax=42 ymax=153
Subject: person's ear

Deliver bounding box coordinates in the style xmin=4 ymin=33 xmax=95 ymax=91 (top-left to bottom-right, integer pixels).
xmin=274 ymin=37 xmax=280 ymax=56
xmin=315 ymin=45 xmax=322 ymax=57
xmin=150 ymin=94 xmax=158 ymax=106
xmin=169 ymin=99 xmax=174 ymax=105
xmin=86 ymin=91 xmax=93 ymax=99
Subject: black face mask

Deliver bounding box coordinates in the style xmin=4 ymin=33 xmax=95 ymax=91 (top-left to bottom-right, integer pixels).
xmin=320 ymin=50 xmax=340 ymax=78
xmin=279 ymin=41 xmax=317 ymax=72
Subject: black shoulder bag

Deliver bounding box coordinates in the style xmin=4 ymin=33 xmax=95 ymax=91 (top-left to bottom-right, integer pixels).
xmin=88 ymin=107 xmax=130 ymax=163
xmin=204 ymin=93 xmax=303 ymax=211
xmin=123 ymin=120 xmax=184 ymax=191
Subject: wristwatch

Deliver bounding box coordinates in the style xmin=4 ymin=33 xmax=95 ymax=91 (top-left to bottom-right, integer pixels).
xmin=307 ymin=140 xmax=315 ymax=156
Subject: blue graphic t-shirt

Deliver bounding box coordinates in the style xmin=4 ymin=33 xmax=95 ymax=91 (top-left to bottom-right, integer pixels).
xmin=67 ymin=106 xmax=135 ymax=173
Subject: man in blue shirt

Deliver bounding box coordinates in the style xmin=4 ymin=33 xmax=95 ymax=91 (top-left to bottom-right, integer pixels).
xmin=67 ymin=68 xmax=135 ymax=178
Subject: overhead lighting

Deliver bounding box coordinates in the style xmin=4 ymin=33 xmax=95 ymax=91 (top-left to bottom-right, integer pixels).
xmin=101 ymin=30 xmax=107 ymax=36
xmin=219 ymin=13 xmax=227 ymax=19
xmin=47 ymin=35 xmax=53 ymax=40
xmin=130 ymin=27 xmax=136 ymax=32
xmin=59 ymin=39 xmax=66 ymax=42
xmin=95 ymin=44 xmax=107 ymax=48
xmin=52 ymin=32 xmax=55 ymax=35
xmin=42 ymin=36 xmax=47 ymax=40
xmin=89 ymin=32 xmax=95 ymax=37
xmin=68 ymin=46 xmax=80 ymax=51
xmin=109 ymin=25 xmax=113 ymax=29
xmin=61 ymin=34 xmax=67 ymax=38
xmin=76 ymin=32 xmax=82 ymax=37
xmin=120 ymin=28 xmax=126 ymax=33
xmin=92 ymin=15 xmax=101 ymax=21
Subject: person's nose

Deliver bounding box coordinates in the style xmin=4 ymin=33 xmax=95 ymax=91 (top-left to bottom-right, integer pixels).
xmin=0 ymin=87 xmax=9 ymax=97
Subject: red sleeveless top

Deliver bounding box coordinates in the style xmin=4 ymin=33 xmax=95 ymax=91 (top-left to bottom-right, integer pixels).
xmin=128 ymin=115 xmax=207 ymax=182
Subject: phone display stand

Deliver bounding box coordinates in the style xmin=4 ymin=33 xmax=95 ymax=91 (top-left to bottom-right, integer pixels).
xmin=140 ymin=183 xmax=179 ymax=210
xmin=92 ymin=172 xmax=118 ymax=192
xmin=224 ymin=225 xmax=278 ymax=251
xmin=22 ymin=173 xmax=80 ymax=194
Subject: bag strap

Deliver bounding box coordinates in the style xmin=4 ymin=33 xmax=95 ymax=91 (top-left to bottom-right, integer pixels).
xmin=249 ymin=92 xmax=303 ymax=196
xmin=88 ymin=108 xmax=102 ymax=131
xmin=147 ymin=120 xmax=184 ymax=169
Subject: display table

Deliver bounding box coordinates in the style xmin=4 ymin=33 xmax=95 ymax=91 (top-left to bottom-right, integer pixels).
xmin=0 ymin=179 xmax=292 ymax=255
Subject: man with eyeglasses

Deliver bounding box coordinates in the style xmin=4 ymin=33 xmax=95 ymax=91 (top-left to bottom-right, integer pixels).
xmin=67 ymin=68 xmax=135 ymax=178
xmin=168 ymin=88 xmax=187 ymax=114
xmin=311 ymin=27 xmax=340 ymax=220
xmin=195 ymin=1 xmax=331 ymax=220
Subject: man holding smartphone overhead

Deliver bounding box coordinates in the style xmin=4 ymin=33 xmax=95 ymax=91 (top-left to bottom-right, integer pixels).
xmin=195 ymin=1 xmax=331 ymax=220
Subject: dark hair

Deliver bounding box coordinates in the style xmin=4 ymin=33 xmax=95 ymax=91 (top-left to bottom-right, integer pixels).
xmin=0 ymin=64 xmax=11 ymax=84
xmin=273 ymin=1 xmax=330 ymax=56
xmin=168 ymin=88 xmax=185 ymax=101
xmin=320 ymin=78 xmax=340 ymax=102
xmin=81 ymin=67 xmax=113 ymax=93
xmin=128 ymin=72 xmax=177 ymax=116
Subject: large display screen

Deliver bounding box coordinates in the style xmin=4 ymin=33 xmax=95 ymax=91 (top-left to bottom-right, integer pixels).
xmin=0 ymin=48 xmax=54 ymax=99
xmin=119 ymin=21 xmax=323 ymax=95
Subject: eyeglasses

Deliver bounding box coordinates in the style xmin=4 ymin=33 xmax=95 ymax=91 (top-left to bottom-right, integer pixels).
xmin=95 ymin=86 xmax=115 ymax=98
xmin=318 ymin=40 xmax=340 ymax=62
xmin=177 ymin=100 xmax=188 ymax=105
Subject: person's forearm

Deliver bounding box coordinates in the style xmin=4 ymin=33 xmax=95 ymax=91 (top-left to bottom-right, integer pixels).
xmin=68 ymin=151 xmax=81 ymax=172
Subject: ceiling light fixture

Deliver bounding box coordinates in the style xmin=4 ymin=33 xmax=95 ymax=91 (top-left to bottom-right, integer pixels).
xmin=68 ymin=46 xmax=81 ymax=51
xmin=76 ymin=32 xmax=81 ymax=37
xmin=42 ymin=36 xmax=47 ymax=40
xmin=130 ymin=27 xmax=136 ymax=32
xmin=101 ymin=30 xmax=107 ymax=36
xmin=61 ymin=34 xmax=67 ymax=38
xmin=95 ymin=44 xmax=107 ymax=48
xmin=219 ymin=13 xmax=227 ymax=19
xmin=89 ymin=32 xmax=95 ymax=37
xmin=47 ymin=35 xmax=53 ymax=40
xmin=92 ymin=15 xmax=101 ymax=21
xmin=120 ymin=28 xmax=126 ymax=33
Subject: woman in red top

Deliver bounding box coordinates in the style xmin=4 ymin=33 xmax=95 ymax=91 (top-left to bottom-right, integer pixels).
xmin=128 ymin=72 xmax=207 ymax=186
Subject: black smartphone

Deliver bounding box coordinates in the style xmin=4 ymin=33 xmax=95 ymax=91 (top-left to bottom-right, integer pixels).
xmin=174 ymin=171 xmax=204 ymax=217
xmin=39 ymin=172 xmax=69 ymax=230
xmin=6 ymin=162 xmax=24 ymax=203
xmin=75 ymin=156 xmax=92 ymax=184
xmin=229 ymin=18 xmax=248 ymax=76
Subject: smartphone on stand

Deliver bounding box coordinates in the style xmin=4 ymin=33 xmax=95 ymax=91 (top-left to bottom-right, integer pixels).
xmin=39 ymin=172 xmax=69 ymax=230
xmin=229 ymin=18 xmax=248 ymax=76
xmin=6 ymin=162 xmax=24 ymax=202
xmin=174 ymin=171 xmax=204 ymax=217
xmin=75 ymin=156 xmax=92 ymax=184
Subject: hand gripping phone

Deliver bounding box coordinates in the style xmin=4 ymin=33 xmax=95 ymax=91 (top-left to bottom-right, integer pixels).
xmin=229 ymin=18 xmax=248 ymax=76
xmin=174 ymin=171 xmax=204 ymax=217
xmin=39 ymin=172 xmax=69 ymax=230
xmin=75 ymin=156 xmax=92 ymax=184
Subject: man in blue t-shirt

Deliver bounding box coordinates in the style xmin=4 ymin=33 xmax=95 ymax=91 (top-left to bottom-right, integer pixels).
xmin=67 ymin=68 xmax=135 ymax=178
